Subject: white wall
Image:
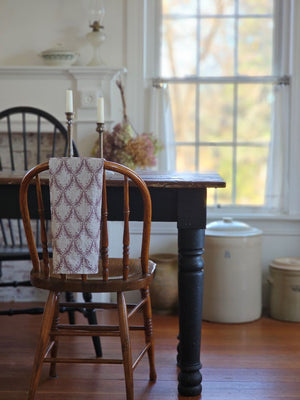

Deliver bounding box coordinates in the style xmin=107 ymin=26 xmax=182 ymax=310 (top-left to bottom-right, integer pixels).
xmin=0 ymin=0 xmax=127 ymax=156
xmin=1 ymin=0 xmax=300 ymax=310
xmin=0 ymin=0 xmax=124 ymax=68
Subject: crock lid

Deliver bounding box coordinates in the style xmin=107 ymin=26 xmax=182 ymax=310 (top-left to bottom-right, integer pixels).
xmin=206 ymin=217 xmax=262 ymax=237
xmin=270 ymin=257 xmax=300 ymax=271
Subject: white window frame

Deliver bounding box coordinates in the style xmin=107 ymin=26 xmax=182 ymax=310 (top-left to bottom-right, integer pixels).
xmin=126 ymin=0 xmax=300 ymax=221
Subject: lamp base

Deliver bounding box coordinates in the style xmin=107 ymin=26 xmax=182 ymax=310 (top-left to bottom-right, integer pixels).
xmin=86 ymin=29 xmax=106 ymax=66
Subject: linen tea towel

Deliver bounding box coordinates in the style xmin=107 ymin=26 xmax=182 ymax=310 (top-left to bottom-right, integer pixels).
xmin=49 ymin=157 xmax=104 ymax=274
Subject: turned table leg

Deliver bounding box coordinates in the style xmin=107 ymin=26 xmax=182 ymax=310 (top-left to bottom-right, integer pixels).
xmin=177 ymin=227 xmax=204 ymax=396
xmin=176 ymin=188 xmax=206 ymax=396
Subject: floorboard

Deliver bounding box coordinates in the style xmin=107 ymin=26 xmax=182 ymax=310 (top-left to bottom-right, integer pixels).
xmin=0 ymin=302 xmax=299 ymax=399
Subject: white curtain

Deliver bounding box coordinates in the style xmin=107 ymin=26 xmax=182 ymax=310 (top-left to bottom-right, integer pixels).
xmin=151 ymin=84 xmax=176 ymax=171
xmin=265 ymin=81 xmax=290 ymax=212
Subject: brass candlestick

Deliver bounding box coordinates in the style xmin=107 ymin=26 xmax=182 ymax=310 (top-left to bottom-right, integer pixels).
xmin=96 ymin=122 xmax=105 ymax=158
xmin=65 ymin=112 xmax=74 ymax=157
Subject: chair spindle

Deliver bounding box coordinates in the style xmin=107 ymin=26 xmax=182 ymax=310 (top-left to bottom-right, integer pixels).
xmin=37 ymin=115 xmax=41 ymax=164
xmin=17 ymin=219 xmax=23 ymax=246
xmin=7 ymin=115 xmax=15 ymax=171
xmin=123 ymin=176 xmax=130 ymax=280
xmin=52 ymin=126 xmax=57 ymax=156
xmin=35 ymin=175 xmax=49 ymax=276
xmin=0 ymin=220 xmax=7 ymax=246
xmin=101 ymin=172 xmax=109 ymax=281
xmin=8 ymin=220 xmax=15 ymax=246
xmin=22 ymin=112 xmax=28 ymax=170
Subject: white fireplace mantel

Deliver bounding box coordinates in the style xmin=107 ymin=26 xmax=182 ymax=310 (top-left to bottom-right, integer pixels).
xmin=0 ymin=65 xmax=125 ymax=80
xmin=0 ymin=65 xmax=126 ymax=156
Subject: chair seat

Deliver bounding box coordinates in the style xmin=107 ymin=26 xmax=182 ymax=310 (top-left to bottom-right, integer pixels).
xmin=31 ymin=258 xmax=156 ymax=293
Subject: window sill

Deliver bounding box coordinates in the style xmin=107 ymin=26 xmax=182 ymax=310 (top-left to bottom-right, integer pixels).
xmin=207 ymin=207 xmax=300 ymax=223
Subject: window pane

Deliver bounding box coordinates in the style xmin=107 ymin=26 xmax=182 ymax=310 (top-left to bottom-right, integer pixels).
xmin=237 ymin=84 xmax=273 ymax=142
xmin=207 ymin=186 xmax=233 ymax=207
xmin=159 ymin=0 xmax=277 ymax=208
xmin=176 ymin=145 xmax=195 ymax=171
xmin=169 ymin=83 xmax=196 ymax=143
xmin=161 ymin=18 xmax=197 ymax=77
xmin=238 ymin=18 xmax=273 ymax=75
xmin=200 ymin=18 xmax=234 ymax=76
xmin=239 ymin=0 xmax=273 ymax=15
xmin=200 ymin=0 xmax=235 ymax=15
xmin=199 ymin=146 xmax=233 ymax=205
xmin=163 ymin=0 xmax=197 ymax=15
xmin=200 ymin=84 xmax=234 ymax=142
xmin=206 ymin=187 xmax=218 ymax=206
xmin=236 ymin=146 xmax=269 ymax=205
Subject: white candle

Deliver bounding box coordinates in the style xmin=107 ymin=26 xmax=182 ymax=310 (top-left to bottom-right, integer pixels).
xmin=97 ymin=97 xmax=105 ymax=123
xmin=66 ymin=89 xmax=73 ymax=113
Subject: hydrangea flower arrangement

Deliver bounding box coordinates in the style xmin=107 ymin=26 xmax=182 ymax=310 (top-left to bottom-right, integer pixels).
xmin=92 ymin=81 xmax=162 ymax=170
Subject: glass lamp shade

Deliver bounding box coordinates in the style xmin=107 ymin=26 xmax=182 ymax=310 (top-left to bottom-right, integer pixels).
xmin=88 ymin=0 xmax=105 ymax=30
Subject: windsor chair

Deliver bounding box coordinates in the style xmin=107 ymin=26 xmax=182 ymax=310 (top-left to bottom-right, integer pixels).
xmin=0 ymin=107 xmax=102 ymax=357
xmin=20 ymin=159 xmax=156 ymax=400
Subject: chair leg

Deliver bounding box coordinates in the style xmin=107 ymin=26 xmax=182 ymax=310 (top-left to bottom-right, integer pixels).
xmin=83 ymin=292 xmax=103 ymax=357
xmin=49 ymin=293 xmax=61 ymax=378
xmin=141 ymin=287 xmax=157 ymax=382
xmin=27 ymin=291 xmax=58 ymax=400
xmin=117 ymin=291 xmax=134 ymax=400
xmin=65 ymin=291 xmax=76 ymax=324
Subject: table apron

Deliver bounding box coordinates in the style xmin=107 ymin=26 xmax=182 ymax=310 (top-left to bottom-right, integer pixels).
xmin=0 ymin=185 xmax=207 ymax=228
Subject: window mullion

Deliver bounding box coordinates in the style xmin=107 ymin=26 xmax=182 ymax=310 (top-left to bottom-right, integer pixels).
xmin=231 ymin=0 xmax=239 ymax=204
xmin=232 ymin=83 xmax=238 ymax=205
xmin=195 ymin=0 xmax=201 ymax=170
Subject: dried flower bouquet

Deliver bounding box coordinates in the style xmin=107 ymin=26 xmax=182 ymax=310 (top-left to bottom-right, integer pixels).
xmin=92 ymin=80 xmax=162 ymax=169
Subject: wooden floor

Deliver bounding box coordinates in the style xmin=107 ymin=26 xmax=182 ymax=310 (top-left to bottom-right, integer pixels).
xmin=0 ymin=302 xmax=299 ymax=400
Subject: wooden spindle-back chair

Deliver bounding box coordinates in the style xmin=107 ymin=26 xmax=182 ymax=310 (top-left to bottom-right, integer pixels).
xmin=0 ymin=106 xmax=79 ymax=305
xmin=19 ymin=160 xmax=156 ymax=400
xmin=0 ymin=106 xmax=102 ymax=357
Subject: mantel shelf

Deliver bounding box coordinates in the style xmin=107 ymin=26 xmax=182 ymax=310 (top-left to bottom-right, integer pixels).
xmin=0 ymin=66 xmax=126 ymax=81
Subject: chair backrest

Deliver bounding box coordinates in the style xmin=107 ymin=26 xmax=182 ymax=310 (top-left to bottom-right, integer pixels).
xmin=19 ymin=160 xmax=152 ymax=281
xmin=0 ymin=106 xmax=79 ymax=249
xmin=0 ymin=106 xmax=79 ymax=171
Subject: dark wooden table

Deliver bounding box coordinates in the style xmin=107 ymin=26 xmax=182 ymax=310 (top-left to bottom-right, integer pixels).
xmin=0 ymin=169 xmax=225 ymax=396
